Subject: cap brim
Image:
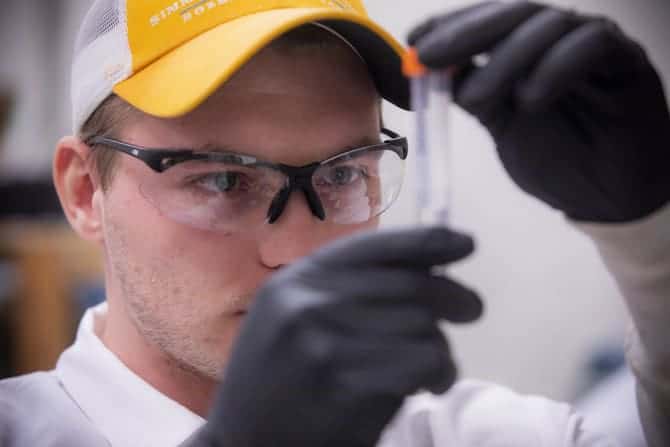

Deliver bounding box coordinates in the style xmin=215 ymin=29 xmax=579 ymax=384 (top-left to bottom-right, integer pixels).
xmin=113 ymin=8 xmax=410 ymax=118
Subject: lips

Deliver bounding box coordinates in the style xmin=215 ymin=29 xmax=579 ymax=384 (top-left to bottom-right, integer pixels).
xmin=227 ymin=294 xmax=254 ymax=315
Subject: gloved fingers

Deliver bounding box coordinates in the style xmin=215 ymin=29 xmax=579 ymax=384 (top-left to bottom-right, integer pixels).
xmin=407 ymin=1 xmax=499 ymax=46
xmin=310 ymin=226 xmax=474 ymax=269
xmin=456 ymin=8 xmax=584 ymax=115
xmin=518 ymin=19 xmax=629 ymax=111
xmin=314 ymin=281 xmax=481 ymax=338
xmin=451 ymin=61 xmax=478 ymax=101
xmin=254 ymin=267 xmax=481 ymax=344
xmin=312 ymin=301 xmax=436 ymax=337
xmin=332 ymin=332 xmax=456 ymax=396
xmin=422 ymin=276 xmax=483 ymax=323
xmin=414 ymin=1 xmax=544 ymax=69
xmin=317 ymin=268 xmax=483 ymax=323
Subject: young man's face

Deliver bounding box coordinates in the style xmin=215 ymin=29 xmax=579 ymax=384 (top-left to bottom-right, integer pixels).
xmin=98 ymin=43 xmax=382 ymax=379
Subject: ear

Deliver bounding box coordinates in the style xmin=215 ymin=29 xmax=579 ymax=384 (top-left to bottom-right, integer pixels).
xmin=53 ymin=136 xmax=105 ymax=243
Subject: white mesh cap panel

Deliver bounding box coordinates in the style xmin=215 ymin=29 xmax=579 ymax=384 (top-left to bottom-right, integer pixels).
xmin=71 ymin=0 xmax=132 ymax=134
xmin=75 ymin=0 xmax=120 ymax=54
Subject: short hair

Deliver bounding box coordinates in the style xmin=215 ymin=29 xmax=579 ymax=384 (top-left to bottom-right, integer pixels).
xmin=81 ymin=24 xmax=372 ymax=191
xmin=80 ymin=94 xmax=136 ymax=191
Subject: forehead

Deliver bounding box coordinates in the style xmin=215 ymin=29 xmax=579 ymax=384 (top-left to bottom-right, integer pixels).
xmin=120 ymin=42 xmax=381 ymax=166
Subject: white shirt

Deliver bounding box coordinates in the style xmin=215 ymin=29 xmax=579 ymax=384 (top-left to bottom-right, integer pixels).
xmin=53 ymin=303 xmax=615 ymax=447
xmin=54 ymin=304 xmax=205 ymax=447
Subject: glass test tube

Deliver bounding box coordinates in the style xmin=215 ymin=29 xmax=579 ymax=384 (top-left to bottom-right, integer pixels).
xmin=403 ymin=49 xmax=452 ymax=226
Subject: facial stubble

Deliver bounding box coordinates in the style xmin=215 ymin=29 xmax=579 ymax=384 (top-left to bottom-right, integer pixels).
xmin=104 ymin=214 xmax=239 ymax=382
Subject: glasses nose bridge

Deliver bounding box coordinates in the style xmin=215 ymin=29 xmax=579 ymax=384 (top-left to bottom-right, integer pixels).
xmin=267 ymin=165 xmax=325 ymax=224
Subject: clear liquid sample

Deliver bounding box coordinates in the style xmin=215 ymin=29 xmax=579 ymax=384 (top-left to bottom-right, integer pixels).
xmin=410 ymin=71 xmax=452 ymax=226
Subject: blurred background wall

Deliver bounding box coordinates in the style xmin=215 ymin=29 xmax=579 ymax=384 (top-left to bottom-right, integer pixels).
xmin=0 ymin=0 xmax=99 ymax=380
xmin=0 ymin=1 xmax=89 ymax=178
xmin=0 ymin=0 xmax=668 ymax=437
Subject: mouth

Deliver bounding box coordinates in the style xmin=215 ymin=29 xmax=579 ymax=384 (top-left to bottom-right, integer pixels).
xmin=228 ymin=294 xmax=254 ymax=316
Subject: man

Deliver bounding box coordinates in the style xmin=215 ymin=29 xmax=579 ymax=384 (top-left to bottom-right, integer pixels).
xmin=1 ymin=1 xmax=669 ymax=446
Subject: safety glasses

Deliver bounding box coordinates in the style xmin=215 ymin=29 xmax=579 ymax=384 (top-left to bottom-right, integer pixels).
xmin=87 ymin=129 xmax=407 ymax=233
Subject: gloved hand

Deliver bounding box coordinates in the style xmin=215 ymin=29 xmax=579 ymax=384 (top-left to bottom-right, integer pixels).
xmin=409 ymin=1 xmax=670 ymax=223
xmin=198 ymin=227 xmax=482 ymax=447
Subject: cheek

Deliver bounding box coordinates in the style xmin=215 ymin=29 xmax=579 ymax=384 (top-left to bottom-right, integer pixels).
xmin=102 ymin=173 xmax=264 ymax=295
xmin=173 ymin=229 xmax=262 ymax=287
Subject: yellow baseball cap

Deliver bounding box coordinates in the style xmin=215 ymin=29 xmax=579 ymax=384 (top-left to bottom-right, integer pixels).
xmin=71 ymin=0 xmax=410 ymax=133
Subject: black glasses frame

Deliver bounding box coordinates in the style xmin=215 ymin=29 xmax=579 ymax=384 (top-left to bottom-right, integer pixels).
xmin=87 ymin=128 xmax=408 ymax=224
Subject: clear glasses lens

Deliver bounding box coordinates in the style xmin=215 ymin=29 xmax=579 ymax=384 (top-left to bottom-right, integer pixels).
xmin=137 ymin=144 xmax=405 ymax=232
xmin=139 ymin=159 xmax=287 ymax=232
xmin=314 ymin=147 xmax=405 ymax=224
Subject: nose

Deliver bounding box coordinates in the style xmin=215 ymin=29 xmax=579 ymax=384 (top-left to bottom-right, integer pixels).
xmin=257 ymin=190 xmax=332 ymax=269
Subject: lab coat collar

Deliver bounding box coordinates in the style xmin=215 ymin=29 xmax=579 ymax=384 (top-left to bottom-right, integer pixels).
xmin=55 ymin=302 xmax=206 ymax=446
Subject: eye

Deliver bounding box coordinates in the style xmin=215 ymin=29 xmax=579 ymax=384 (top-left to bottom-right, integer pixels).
xmin=324 ymin=166 xmax=363 ymax=186
xmin=197 ymin=172 xmax=244 ymax=193
xmin=215 ymin=172 xmax=239 ymax=192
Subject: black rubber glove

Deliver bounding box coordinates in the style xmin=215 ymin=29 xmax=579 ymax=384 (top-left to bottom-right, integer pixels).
xmin=409 ymin=1 xmax=670 ymax=223
xmin=198 ymin=227 xmax=481 ymax=447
